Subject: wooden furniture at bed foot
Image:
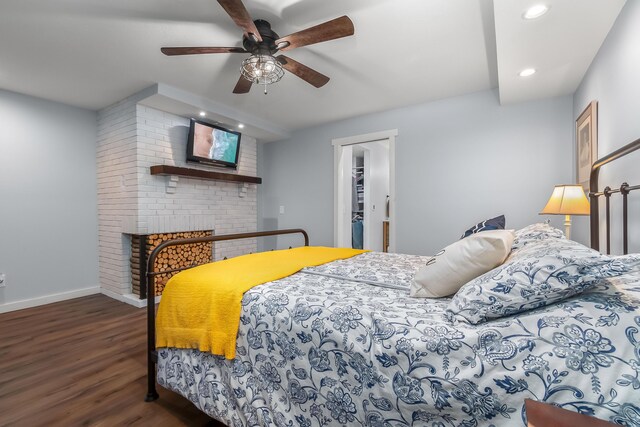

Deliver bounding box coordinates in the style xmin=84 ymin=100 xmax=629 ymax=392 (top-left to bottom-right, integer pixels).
xmin=525 ymin=399 xmax=616 ymax=426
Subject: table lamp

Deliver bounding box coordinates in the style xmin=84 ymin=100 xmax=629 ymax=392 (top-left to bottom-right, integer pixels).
xmin=540 ymin=185 xmax=590 ymax=240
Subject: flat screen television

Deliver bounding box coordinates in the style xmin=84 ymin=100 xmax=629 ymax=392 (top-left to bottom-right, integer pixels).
xmin=186 ymin=118 xmax=241 ymax=169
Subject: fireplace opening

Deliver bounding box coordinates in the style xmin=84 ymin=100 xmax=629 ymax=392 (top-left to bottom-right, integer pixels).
xmin=130 ymin=230 xmax=213 ymax=298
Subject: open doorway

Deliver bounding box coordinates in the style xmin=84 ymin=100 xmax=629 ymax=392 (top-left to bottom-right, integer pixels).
xmin=333 ymin=130 xmax=397 ymax=252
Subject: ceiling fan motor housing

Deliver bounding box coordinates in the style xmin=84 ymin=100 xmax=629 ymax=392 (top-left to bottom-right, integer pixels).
xmin=243 ymin=19 xmax=281 ymax=55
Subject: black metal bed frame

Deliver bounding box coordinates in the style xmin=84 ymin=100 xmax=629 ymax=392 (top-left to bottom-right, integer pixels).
xmin=144 ymin=228 xmax=309 ymax=402
xmin=589 ymin=137 xmax=640 ymax=254
xmin=142 ymin=137 xmax=640 ymax=403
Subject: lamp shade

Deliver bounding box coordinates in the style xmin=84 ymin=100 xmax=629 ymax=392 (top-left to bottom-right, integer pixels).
xmin=540 ymin=185 xmax=590 ymax=215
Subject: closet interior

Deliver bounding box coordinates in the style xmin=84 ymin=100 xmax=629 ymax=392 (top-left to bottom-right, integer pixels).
xmin=352 ymin=155 xmax=364 ymax=249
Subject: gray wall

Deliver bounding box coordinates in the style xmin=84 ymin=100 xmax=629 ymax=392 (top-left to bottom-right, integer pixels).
xmin=0 ymin=90 xmax=98 ymax=308
xmin=572 ymin=0 xmax=640 ymax=253
xmin=259 ymin=89 xmax=573 ymax=255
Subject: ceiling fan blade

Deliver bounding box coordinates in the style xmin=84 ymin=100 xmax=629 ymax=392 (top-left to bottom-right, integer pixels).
xmin=161 ymin=47 xmax=247 ymax=56
xmin=277 ymin=55 xmax=329 ymax=88
xmin=217 ymin=0 xmax=262 ymax=42
xmin=233 ymin=75 xmax=252 ymax=94
xmin=276 ymin=15 xmax=354 ymax=52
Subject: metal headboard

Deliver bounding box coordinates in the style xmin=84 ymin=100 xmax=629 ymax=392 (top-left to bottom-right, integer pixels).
xmin=589 ymin=137 xmax=640 ymax=254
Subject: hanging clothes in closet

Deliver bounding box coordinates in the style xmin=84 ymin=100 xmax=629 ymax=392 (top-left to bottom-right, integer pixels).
xmin=352 ymin=215 xmax=363 ymax=249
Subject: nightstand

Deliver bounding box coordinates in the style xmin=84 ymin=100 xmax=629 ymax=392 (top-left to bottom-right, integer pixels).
xmin=525 ymin=399 xmax=616 ymax=427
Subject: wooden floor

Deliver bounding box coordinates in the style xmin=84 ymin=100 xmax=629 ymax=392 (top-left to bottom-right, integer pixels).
xmin=0 ymin=294 xmax=221 ymax=427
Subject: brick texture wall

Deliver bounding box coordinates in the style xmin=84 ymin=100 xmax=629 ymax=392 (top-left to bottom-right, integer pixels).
xmin=97 ymin=98 xmax=257 ymax=299
xmin=97 ymin=95 xmax=139 ymax=297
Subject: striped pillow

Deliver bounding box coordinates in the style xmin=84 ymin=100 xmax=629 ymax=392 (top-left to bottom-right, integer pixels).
xmin=460 ymin=215 xmax=505 ymax=239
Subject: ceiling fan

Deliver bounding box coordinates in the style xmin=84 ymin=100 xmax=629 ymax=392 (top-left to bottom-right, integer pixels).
xmin=161 ymin=0 xmax=355 ymax=94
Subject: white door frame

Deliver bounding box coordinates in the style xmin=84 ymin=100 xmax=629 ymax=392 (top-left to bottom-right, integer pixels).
xmin=332 ymin=129 xmax=397 ymax=252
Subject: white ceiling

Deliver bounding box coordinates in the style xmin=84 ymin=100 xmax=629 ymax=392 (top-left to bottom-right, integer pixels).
xmin=494 ymin=0 xmax=626 ymax=104
xmin=0 ymin=0 xmax=626 ymax=141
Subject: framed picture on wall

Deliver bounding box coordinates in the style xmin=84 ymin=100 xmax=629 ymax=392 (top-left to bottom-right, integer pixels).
xmin=576 ymin=100 xmax=598 ymax=191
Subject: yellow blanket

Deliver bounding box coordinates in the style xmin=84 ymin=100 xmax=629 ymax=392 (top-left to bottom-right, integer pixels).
xmin=156 ymin=246 xmax=367 ymax=359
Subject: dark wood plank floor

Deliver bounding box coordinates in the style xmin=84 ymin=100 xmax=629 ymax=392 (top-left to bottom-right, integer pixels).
xmin=0 ymin=294 xmax=222 ymax=427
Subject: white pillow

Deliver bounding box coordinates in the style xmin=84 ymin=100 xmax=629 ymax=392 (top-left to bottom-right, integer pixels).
xmin=410 ymin=229 xmax=515 ymax=298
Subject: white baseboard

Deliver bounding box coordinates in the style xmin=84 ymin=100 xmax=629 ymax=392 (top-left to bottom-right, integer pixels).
xmin=0 ymin=286 xmax=101 ymax=314
xmin=100 ymin=288 xmax=161 ymax=308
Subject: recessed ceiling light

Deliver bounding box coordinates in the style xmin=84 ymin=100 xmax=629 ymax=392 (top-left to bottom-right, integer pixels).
xmin=199 ymin=111 xmax=206 ymax=117
xmin=519 ymin=68 xmax=536 ymax=77
xmin=238 ymin=123 xmax=245 ymax=129
xmin=523 ymin=4 xmax=549 ymax=20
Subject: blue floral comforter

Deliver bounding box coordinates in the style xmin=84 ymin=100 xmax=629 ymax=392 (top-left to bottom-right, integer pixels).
xmin=157 ymin=252 xmax=640 ymax=426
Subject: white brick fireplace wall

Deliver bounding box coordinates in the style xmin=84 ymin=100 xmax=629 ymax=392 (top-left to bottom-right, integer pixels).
xmin=97 ymin=94 xmax=257 ymax=303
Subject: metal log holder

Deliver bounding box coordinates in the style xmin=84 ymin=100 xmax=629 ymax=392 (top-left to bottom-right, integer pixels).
xmin=145 ymin=228 xmax=309 ymax=402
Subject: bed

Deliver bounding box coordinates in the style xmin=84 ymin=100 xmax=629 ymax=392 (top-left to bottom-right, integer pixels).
xmin=145 ymin=138 xmax=640 ymax=426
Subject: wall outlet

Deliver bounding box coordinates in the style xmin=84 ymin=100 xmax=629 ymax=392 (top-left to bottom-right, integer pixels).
xmin=0 ymin=273 xmax=5 ymax=288
xmin=279 ymin=206 xmax=285 ymax=214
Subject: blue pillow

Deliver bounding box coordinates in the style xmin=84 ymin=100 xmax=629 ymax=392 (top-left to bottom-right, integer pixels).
xmin=460 ymin=215 xmax=505 ymax=239
xmin=446 ymin=238 xmax=632 ymax=324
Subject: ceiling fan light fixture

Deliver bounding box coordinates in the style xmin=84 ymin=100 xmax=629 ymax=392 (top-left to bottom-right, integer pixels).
xmin=241 ymin=54 xmax=284 ymax=85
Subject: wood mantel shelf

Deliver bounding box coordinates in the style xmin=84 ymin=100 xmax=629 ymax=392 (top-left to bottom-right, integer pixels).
xmin=150 ymin=165 xmax=262 ymax=184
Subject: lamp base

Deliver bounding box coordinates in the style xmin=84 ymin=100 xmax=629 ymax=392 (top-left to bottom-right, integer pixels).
xmin=564 ymin=214 xmax=572 ymax=240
